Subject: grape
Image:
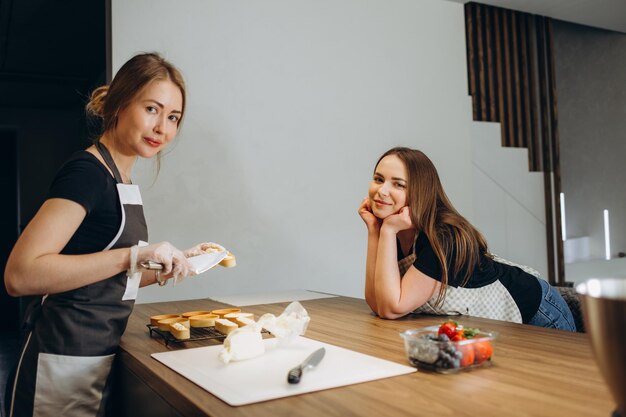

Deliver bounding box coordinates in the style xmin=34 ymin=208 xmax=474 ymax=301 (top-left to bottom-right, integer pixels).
xmin=437 ymin=334 xmax=450 ymax=342
xmin=410 ymin=336 xmax=440 ymax=364
xmin=409 ymin=333 xmax=463 ymax=370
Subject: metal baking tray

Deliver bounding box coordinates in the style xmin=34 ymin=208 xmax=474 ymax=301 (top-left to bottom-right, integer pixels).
xmin=147 ymin=324 xmax=227 ymax=347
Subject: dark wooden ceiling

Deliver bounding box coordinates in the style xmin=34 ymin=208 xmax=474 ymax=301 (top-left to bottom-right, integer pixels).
xmin=0 ymin=0 xmax=106 ymax=109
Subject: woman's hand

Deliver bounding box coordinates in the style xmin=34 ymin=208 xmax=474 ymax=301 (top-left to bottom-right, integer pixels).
xmin=358 ymin=198 xmax=381 ymax=232
xmin=137 ymin=242 xmax=193 ymax=283
xmin=381 ymin=206 xmax=413 ymax=234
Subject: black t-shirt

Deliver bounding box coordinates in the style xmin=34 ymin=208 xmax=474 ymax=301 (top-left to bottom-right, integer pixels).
xmin=46 ymin=151 xmax=121 ymax=255
xmin=400 ymin=231 xmax=542 ymax=323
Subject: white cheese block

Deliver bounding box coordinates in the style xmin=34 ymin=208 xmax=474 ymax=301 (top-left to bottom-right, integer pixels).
xmin=218 ymin=329 xmax=265 ymax=364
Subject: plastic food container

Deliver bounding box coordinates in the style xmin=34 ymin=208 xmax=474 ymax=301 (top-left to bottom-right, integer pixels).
xmin=400 ymin=325 xmax=497 ymax=374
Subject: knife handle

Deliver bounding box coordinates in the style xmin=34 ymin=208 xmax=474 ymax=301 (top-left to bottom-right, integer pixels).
xmin=139 ymin=261 xmax=163 ymax=270
xmin=287 ymin=366 xmax=302 ymax=384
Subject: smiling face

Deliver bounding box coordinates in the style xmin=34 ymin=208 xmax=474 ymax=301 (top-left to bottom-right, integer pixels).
xmin=113 ymin=79 xmax=183 ymax=158
xmin=368 ymin=154 xmax=408 ymax=219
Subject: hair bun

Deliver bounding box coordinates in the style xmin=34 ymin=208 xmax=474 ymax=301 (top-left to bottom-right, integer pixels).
xmin=86 ymin=85 xmax=109 ymax=117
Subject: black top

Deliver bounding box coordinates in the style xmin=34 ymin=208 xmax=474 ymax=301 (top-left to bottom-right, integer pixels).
xmin=47 ymin=151 xmax=121 ymax=255
xmin=400 ymin=231 xmax=542 ymax=323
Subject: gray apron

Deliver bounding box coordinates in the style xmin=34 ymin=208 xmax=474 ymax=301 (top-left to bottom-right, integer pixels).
xmin=8 ymin=143 xmax=148 ymax=417
xmin=399 ymin=235 xmax=522 ymax=323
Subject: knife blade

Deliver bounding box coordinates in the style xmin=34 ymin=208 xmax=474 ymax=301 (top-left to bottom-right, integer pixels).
xmin=138 ymin=251 xmax=228 ymax=275
xmin=187 ymin=251 xmax=228 ymax=274
xmin=287 ymin=347 xmax=326 ymax=384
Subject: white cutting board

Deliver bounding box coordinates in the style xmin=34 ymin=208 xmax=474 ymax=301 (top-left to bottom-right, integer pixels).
xmin=151 ymin=336 xmax=416 ymax=406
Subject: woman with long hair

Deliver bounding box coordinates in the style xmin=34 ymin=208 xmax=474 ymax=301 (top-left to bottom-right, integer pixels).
xmin=359 ymin=147 xmax=575 ymax=331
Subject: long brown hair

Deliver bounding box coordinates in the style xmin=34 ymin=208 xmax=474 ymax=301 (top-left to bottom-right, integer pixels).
xmin=375 ymin=147 xmax=490 ymax=307
xmin=86 ymin=52 xmax=186 ymax=173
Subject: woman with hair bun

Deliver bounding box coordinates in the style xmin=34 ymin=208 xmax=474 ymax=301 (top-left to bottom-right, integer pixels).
xmin=4 ymin=53 xmax=206 ymax=416
xmin=358 ymin=147 xmax=576 ymax=331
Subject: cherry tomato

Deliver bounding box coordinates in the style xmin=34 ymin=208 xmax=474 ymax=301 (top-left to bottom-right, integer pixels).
xmin=473 ymin=341 xmax=493 ymax=364
xmin=451 ymin=330 xmax=466 ymax=341
xmin=437 ymin=321 xmax=457 ymax=339
xmin=458 ymin=343 xmax=475 ymax=367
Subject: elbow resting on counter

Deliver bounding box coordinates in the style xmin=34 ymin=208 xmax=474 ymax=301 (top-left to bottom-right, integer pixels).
xmin=375 ymin=308 xmax=409 ymax=320
xmin=367 ymin=299 xmax=410 ymax=320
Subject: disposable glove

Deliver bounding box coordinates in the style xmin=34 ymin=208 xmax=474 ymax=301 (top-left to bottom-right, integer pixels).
xmin=136 ymin=241 xmax=193 ymax=285
xmin=183 ymin=242 xmax=226 ymax=258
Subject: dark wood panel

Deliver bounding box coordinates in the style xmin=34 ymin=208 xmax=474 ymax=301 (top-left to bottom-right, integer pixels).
xmin=476 ymin=4 xmax=488 ymax=120
xmin=537 ymin=16 xmax=556 ymax=284
xmin=527 ymin=17 xmax=541 ymax=172
xmin=485 ymin=7 xmax=497 ymax=122
xmin=511 ymin=12 xmax=523 ymax=148
xmin=519 ymin=13 xmax=530 ymax=152
xmin=546 ymin=19 xmax=565 ymax=285
xmin=464 ymin=3 xmax=564 ymax=283
xmin=112 ymin=362 xmax=183 ymax=417
xmin=502 ymin=9 xmax=515 ymax=147
xmin=466 ymin=3 xmax=478 ymax=119
xmin=494 ymin=8 xmax=507 ymax=144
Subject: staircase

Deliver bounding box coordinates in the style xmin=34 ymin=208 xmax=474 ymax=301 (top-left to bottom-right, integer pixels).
xmin=471 ymin=121 xmax=549 ymax=279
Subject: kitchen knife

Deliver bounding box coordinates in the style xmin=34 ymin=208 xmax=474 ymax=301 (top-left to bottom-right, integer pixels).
xmin=187 ymin=251 xmax=228 ymax=274
xmin=139 ymin=251 xmax=228 ymax=275
xmin=287 ymin=347 xmax=326 ymax=384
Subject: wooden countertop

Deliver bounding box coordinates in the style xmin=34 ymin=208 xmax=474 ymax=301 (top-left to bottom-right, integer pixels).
xmin=118 ymin=296 xmax=614 ymax=417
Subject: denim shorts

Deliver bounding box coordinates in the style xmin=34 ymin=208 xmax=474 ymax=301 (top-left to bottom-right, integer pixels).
xmin=527 ymin=278 xmax=576 ymax=332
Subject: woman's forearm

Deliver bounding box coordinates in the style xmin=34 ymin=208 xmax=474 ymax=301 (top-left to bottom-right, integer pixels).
xmin=140 ymin=270 xmax=158 ymax=287
xmin=5 ymin=248 xmax=132 ymax=296
xmin=4 ymin=198 xmax=135 ymax=296
xmin=373 ymin=227 xmax=405 ymax=318
xmin=364 ymin=229 xmax=380 ymax=312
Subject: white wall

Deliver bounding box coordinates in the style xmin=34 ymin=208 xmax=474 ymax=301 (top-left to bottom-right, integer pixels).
xmin=470 ymin=122 xmax=549 ymax=279
xmin=112 ymin=0 xmax=473 ymax=303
